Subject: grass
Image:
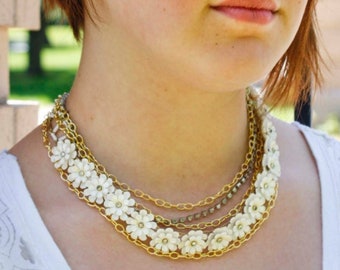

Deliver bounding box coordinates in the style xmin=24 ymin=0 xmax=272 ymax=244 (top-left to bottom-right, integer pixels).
xmin=9 ymin=25 xmax=81 ymax=103
xmin=10 ymin=70 xmax=76 ymax=103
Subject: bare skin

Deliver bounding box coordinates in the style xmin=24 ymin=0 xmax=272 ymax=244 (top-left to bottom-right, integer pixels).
xmin=9 ymin=0 xmax=322 ymax=268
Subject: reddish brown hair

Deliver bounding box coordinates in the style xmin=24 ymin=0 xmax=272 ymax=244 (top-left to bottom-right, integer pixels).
xmin=43 ymin=0 xmax=323 ymax=105
xmin=43 ymin=0 xmax=91 ymax=41
xmin=264 ymin=0 xmax=323 ymax=105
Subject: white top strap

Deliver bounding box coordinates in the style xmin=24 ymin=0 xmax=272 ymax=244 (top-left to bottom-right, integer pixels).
xmin=0 ymin=151 xmax=71 ymax=270
xmin=293 ymin=122 xmax=340 ymax=270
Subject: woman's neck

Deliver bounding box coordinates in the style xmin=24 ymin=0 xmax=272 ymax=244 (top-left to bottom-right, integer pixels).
xmin=65 ymin=35 xmax=249 ymax=201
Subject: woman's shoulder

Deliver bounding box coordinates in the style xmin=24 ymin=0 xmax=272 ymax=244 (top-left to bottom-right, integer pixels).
xmin=274 ymin=118 xmax=340 ymax=269
xmin=289 ymin=123 xmax=340 ymax=269
xmin=290 ymin=121 xmax=340 ymax=202
xmin=273 ymin=117 xmax=340 ymax=202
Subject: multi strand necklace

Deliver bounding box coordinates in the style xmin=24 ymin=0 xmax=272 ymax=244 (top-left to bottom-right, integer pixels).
xmin=42 ymin=87 xmax=280 ymax=260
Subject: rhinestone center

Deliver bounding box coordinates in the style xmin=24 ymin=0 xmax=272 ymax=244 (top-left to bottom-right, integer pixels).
xmin=115 ymin=202 xmax=122 ymax=208
xmin=162 ymin=238 xmax=169 ymax=244
xmin=216 ymin=237 xmax=223 ymax=243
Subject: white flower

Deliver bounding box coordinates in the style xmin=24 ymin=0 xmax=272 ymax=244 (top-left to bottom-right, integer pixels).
xmin=83 ymin=174 xmax=114 ymax=204
xmin=126 ymin=209 xmax=156 ymax=241
xmin=67 ymin=158 xmax=96 ymax=188
xmin=229 ymin=213 xmax=251 ymax=240
xmin=150 ymin=228 xmax=180 ymax=253
xmin=255 ymin=172 xmax=277 ymax=200
xmin=262 ymin=119 xmax=277 ymax=140
xmin=245 ymin=194 xmax=266 ymax=223
xmin=50 ymin=139 xmax=77 ymax=170
xmin=264 ymin=137 xmax=279 ymax=155
xmin=104 ymin=189 xmax=135 ymax=221
xmin=208 ymin=227 xmax=233 ymax=251
xmin=179 ymin=230 xmax=207 ymax=255
xmin=262 ymin=152 xmax=281 ymax=178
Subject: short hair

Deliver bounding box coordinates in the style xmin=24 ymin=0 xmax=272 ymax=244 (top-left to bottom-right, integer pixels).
xmin=43 ymin=0 xmax=323 ymax=105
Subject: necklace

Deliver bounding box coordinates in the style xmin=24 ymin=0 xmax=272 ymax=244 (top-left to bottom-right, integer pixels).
xmin=42 ymin=87 xmax=280 ymax=259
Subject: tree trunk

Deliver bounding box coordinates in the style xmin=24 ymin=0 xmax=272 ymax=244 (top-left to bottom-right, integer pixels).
xmin=27 ymin=11 xmax=48 ymax=76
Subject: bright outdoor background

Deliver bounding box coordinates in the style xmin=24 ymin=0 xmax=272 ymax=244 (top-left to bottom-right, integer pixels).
xmin=8 ymin=7 xmax=340 ymax=138
xmin=9 ymin=25 xmax=80 ymax=104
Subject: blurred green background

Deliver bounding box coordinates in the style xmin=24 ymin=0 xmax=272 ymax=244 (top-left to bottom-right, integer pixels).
xmin=9 ymin=25 xmax=81 ymax=104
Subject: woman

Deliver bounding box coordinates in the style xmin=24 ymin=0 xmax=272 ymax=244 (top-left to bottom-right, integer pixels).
xmin=1 ymin=0 xmax=339 ymax=269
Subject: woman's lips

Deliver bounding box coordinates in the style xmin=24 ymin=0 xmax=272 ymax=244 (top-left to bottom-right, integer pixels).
xmin=212 ymin=6 xmax=275 ymax=24
xmin=211 ymin=0 xmax=278 ymax=25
